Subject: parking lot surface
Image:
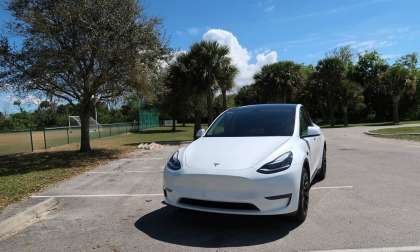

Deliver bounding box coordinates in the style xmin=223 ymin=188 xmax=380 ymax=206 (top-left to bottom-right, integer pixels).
xmin=1 ymin=126 xmax=420 ymax=252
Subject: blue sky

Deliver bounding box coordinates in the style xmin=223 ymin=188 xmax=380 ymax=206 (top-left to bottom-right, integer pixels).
xmin=145 ymin=0 xmax=420 ymax=59
xmin=1 ymin=0 xmax=420 ymax=113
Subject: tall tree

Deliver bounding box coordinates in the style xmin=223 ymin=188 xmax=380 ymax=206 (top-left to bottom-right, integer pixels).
xmin=382 ymin=61 xmax=416 ymax=124
xmin=339 ymin=80 xmax=364 ymax=126
xmin=217 ymin=62 xmax=238 ymax=110
xmin=331 ymin=46 xmax=365 ymax=126
xmin=315 ymin=57 xmax=345 ymax=126
xmin=329 ymin=46 xmax=353 ymax=68
xmin=161 ymin=53 xmax=194 ymax=132
xmin=299 ymin=70 xmax=328 ymax=122
xmin=234 ymin=85 xmax=260 ymax=106
xmin=13 ymin=100 xmax=23 ymax=112
xmin=354 ymin=51 xmax=389 ymax=121
xmin=162 ymin=51 xmax=207 ymax=138
xmin=254 ymin=61 xmax=305 ymax=103
xmin=0 ymin=0 xmax=166 ymax=152
xmin=189 ymin=41 xmax=232 ymax=125
xmin=397 ymin=53 xmax=418 ymax=72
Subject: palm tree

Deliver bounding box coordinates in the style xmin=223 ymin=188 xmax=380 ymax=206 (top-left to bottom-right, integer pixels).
xmin=314 ymin=57 xmax=345 ymax=126
xmin=217 ymin=61 xmax=238 ymax=110
xmin=339 ymin=80 xmax=364 ymax=126
xmin=189 ymin=41 xmax=231 ymax=125
xmin=253 ymin=61 xmax=305 ymax=103
xmin=382 ymin=63 xmax=413 ymax=124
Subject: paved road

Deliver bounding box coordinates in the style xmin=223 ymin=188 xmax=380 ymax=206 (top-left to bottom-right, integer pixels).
xmin=1 ymin=126 xmax=420 ymax=252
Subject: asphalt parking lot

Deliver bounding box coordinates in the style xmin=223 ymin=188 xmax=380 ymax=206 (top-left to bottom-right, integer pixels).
xmin=1 ymin=126 xmax=420 ymax=252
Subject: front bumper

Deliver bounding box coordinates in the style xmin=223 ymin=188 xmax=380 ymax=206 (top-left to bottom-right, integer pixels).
xmin=163 ymin=169 xmax=301 ymax=215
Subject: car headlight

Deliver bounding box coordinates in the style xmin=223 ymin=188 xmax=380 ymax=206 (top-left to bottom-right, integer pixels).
xmin=257 ymin=151 xmax=293 ymax=174
xmin=167 ymin=151 xmax=181 ymax=170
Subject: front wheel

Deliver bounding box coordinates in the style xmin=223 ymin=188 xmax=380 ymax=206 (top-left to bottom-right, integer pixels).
xmin=292 ymin=167 xmax=310 ymax=222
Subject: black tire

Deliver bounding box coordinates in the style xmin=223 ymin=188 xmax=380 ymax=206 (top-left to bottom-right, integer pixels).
xmin=292 ymin=167 xmax=310 ymax=223
xmin=317 ymin=145 xmax=327 ymax=181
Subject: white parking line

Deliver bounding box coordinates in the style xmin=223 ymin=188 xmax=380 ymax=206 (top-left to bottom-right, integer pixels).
xmin=86 ymin=171 xmax=162 ymax=174
xmin=312 ymin=186 xmax=353 ymax=190
xmin=30 ymin=186 xmax=353 ymax=199
xmin=31 ymin=193 xmax=163 ymax=198
xmin=304 ymin=245 xmax=420 ymax=252
xmin=135 ymin=158 xmax=165 ymax=160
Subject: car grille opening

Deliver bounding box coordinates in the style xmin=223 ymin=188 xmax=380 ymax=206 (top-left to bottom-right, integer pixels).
xmin=178 ymin=198 xmax=260 ymax=211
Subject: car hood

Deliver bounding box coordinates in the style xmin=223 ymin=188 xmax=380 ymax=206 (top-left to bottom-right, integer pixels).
xmin=183 ymin=136 xmax=291 ymax=171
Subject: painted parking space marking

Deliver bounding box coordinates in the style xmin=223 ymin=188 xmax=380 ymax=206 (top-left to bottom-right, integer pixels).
xmin=86 ymin=170 xmax=162 ymax=174
xmin=134 ymin=157 xmax=166 ymax=160
xmin=31 ymin=193 xmax=164 ymax=198
xmin=304 ymin=245 xmax=420 ymax=252
xmin=312 ymin=185 xmax=353 ymax=190
xmin=30 ymin=186 xmax=353 ymax=199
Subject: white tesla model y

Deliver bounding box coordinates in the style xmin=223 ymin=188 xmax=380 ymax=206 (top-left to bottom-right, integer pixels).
xmin=163 ymin=104 xmax=326 ymax=222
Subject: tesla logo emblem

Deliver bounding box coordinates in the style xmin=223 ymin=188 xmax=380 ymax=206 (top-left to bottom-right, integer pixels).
xmin=213 ymin=162 xmax=220 ymax=167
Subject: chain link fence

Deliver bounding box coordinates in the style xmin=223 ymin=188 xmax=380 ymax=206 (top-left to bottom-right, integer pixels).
xmin=0 ymin=122 xmax=135 ymax=156
xmin=0 ymin=129 xmax=34 ymax=155
xmin=138 ymin=100 xmax=160 ymax=130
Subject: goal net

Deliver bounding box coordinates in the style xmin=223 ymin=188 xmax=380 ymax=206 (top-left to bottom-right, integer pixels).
xmin=68 ymin=116 xmax=100 ymax=132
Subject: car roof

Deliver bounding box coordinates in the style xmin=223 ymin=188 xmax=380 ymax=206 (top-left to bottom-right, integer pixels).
xmin=230 ymin=104 xmax=299 ymax=111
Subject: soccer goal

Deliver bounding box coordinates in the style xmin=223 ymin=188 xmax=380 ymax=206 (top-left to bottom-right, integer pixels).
xmin=68 ymin=116 xmax=100 ymax=132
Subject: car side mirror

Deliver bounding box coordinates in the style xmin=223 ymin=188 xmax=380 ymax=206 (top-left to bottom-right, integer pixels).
xmin=196 ymin=128 xmax=206 ymax=138
xmin=302 ymin=126 xmax=321 ymax=138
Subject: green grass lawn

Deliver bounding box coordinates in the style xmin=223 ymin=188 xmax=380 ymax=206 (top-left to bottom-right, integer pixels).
xmin=368 ymin=126 xmax=420 ymax=142
xmin=0 ymin=125 xmax=135 ymax=156
xmin=370 ymin=126 xmax=420 ymax=134
xmin=0 ymin=125 xmax=194 ymax=210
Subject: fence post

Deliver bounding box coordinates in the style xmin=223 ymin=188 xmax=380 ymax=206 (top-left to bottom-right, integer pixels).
xmin=98 ymin=126 xmax=101 ymax=138
xmin=43 ymin=128 xmax=47 ymax=149
xmin=66 ymin=127 xmax=70 ymax=144
xmin=29 ymin=128 xmax=34 ymax=152
xmin=109 ymin=126 xmax=111 ymax=136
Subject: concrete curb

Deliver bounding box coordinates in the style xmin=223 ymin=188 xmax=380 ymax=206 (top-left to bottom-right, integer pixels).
xmin=364 ymin=131 xmax=420 ymax=136
xmin=0 ymin=198 xmax=59 ymax=241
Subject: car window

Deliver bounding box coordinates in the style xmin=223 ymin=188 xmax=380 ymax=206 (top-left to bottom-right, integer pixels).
xmin=206 ymin=106 xmax=296 ymax=137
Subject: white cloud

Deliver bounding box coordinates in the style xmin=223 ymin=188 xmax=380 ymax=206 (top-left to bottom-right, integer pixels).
xmin=336 ymin=40 xmax=393 ymax=52
xmin=4 ymin=93 xmax=41 ymax=106
xmin=160 ymin=50 xmax=187 ymax=69
xmin=264 ymin=5 xmax=275 ymax=13
xmin=187 ymin=27 xmax=200 ymax=35
xmin=383 ymin=53 xmax=401 ymax=61
xmin=203 ymin=29 xmax=278 ymax=88
xmin=0 ymin=92 xmax=42 ymax=113
xmin=21 ymin=95 xmax=42 ymax=106
xmin=283 ymin=0 xmax=393 ymax=22
xmin=176 ymin=27 xmax=201 ymax=37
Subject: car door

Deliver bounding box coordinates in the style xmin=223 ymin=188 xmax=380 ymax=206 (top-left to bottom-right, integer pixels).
xmin=304 ymin=110 xmax=323 ymax=171
xmin=299 ymin=107 xmax=318 ymax=177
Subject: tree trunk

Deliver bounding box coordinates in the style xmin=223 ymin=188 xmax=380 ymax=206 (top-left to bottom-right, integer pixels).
xmin=193 ymin=115 xmax=201 ymax=140
xmin=343 ymin=105 xmax=349 ymax=127
xmin=392 ymin=95 xmax=400 ymax=125
xmin=327 ymin=93 xmax=335 ymax=127
xmin=329 ymin=106 xmax=335 ymax=127
xmin=80 ymin=103 xmax=92 ymax=152
xmin=207 ymin=92 xmax=213 ymax=126
xmin=172 ymin=118 xmax=176 ymax=132
xmin=222 ymin=89 xmax=227 ymax=111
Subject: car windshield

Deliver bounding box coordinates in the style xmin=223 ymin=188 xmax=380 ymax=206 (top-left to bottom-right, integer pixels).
xmin=205 ymin=105 xmax=296 ymax=137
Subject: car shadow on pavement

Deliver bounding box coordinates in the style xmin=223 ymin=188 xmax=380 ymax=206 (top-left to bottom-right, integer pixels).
xmin=134 ymin=206 xmax=301 ymax=248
